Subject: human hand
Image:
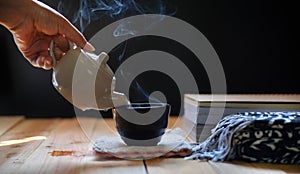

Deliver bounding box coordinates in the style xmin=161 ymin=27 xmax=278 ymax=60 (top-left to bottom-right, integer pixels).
xmin=0 ymin=0 xmax=94 ymax=70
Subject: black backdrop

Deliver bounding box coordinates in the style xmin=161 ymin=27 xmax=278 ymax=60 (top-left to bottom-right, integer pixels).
xmin=0 ymin=0 xmax=298 ymax=117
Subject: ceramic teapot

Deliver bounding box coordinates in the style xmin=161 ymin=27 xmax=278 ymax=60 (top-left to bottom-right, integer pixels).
xmin=49 ymin=41 xmax=129 ymax=111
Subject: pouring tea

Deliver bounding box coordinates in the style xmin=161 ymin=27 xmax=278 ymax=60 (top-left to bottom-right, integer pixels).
xmin=49 ymin=40 xmax=129 ymax=111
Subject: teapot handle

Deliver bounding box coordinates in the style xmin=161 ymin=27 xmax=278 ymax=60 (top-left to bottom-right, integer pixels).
xmin=49 ymin=40 xmax=74 ymax=68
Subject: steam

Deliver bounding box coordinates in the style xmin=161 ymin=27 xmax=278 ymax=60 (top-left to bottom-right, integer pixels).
xmin=113 ymin=21 xmax=139 ymax=37
xmin=58 ymin=0 xmax=174 ymax=32
xmin=58 ymin=0 xmax=177 ymax=106
xmin=133 ymin=81 xmax=165 ymax=103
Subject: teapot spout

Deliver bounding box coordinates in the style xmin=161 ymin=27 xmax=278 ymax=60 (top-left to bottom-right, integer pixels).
xmin=111 ymin=91 xmax=131 ymax=107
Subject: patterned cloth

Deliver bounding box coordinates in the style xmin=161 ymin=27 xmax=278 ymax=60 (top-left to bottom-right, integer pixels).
xmin=185 ymin=112 xmax=300 ymax=164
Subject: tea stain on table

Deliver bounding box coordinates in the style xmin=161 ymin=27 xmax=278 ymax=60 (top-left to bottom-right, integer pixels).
xmin=48 ymin=150 xmax=127 ymax=162
xmin=48 ymin=150 xmax=96 ymax=157
xmin=49 ymin=150 xmax=76 ymax=156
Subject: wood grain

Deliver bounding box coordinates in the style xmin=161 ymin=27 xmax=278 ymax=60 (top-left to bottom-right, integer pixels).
xmin=83 ymin=117 xmax=146 ymax=174
xmin=250 ymin=162 xmax=300 ymax=174
xmin=0 ymin=118 xmax=61 ymax=173
xmin=0 ymin=116 xmax=299 ymax=174
xmin=208 ymin=161 xmax=295 ymax=174
xmin=16 ymin=118 xmax=93 ymax=174
xmin=0 ymin=116 xmax=24 ymax=136
xmin=145 ymin=153 xmax=300 ymax=174
xmin=146 ymin=158 xmax=216 ymax=174
xmin=11 ymin=117 xmax=146 ymax=174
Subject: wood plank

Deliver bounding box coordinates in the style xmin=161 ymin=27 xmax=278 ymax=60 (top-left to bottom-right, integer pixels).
xmin=0 ymin=118 xmax=61 ymax=173
xmin=208 ymin=161 xmax=300 ymax=174
xmin=84 ymin=117 xmax=147 ymax=174
xmin=168 ymin=116 xmax=183 ymax=129
xmin=250 ymin=162 xmax=300 ymax=174
xmin=15 ymin=118 xmax=90 ymax=174
xmin=145 ymin=117 xmax=215 ymax=174
xmin=168 ymin=116 xmax=195 ymax=141
xmin=0 ymin=116 xmax=24 ymax=136
xmin=16 ymin=117 xmax=146 ymax=174
xmin=146 ymin=158 xmax=299 ymax=174
xmin=1 ymin=117 xmax=298 ymax=174
xmin=146 ymin=158 xmax=217 ymax=174
xmin=79 ymin=159 xmax=147 ymax=174
xmin=90 ymin=117 xmax=118 ymax=140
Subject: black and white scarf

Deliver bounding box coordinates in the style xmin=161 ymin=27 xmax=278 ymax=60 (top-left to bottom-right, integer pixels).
xmin=185 ymin=112 xmax=300 ymax=164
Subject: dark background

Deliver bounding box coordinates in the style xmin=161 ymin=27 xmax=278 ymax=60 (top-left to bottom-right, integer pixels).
xmin=0 ymin=0 xmax=298 ymax=117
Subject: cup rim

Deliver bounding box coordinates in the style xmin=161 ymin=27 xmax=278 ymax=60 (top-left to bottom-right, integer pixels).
xmin=113 ymin=102 xmax=170 ymax=110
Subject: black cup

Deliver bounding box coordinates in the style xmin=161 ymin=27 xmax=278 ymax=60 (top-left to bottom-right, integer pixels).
xmin=112 ymin=103 xmax=170 ymax=146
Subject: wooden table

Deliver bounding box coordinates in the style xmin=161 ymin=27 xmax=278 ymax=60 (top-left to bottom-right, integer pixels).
xmin=0 ymin=116 xmax=299 ymax=174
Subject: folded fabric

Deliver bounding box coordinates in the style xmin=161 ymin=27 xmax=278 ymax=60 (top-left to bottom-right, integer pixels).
xmin=185 ymin=112 xmax=300 ymax=164
xmin=93 ymin=127 xmax=192 ymax=159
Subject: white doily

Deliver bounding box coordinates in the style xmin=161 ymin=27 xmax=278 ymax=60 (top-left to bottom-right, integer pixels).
xmin=93 ymin=127 xmax=192 ymax=159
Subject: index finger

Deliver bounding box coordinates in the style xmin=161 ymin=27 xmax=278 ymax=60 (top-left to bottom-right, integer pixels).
xmin=58 ymin=18 xmax=95 ymax=52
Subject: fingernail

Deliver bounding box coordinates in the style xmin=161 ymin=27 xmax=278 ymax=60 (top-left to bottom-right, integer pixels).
xmin=84 ymin=42 xmax=95 ymax=52
xmin=46 ymin=60 xmax=51 ymax=65
xmin=44 ymin=60 xmax=53 ymax=70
